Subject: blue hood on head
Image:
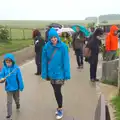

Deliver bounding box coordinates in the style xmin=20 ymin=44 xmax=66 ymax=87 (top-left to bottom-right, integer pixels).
xmin=48 ymin=28 xmax=61 ymax=42
xmin=4 ymin=53 xmax=16 ymax=66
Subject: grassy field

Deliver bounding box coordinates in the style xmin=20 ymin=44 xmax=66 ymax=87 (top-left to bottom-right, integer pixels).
xmin=0 ymin=20 xmax=94 ymax=55
xmin=0 ymin=20 xmax=95 ymax=40
xmin=112 ymin=96 xmax=120 ymax=120
xmin=0 ymin=39 xmax=33 ymax=55
xmin=0 ymin=20 xmax=94 ymax=28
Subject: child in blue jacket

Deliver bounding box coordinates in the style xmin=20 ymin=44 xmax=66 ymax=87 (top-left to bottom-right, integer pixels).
xmin=0 ymin=53 xmax=24 ymax=120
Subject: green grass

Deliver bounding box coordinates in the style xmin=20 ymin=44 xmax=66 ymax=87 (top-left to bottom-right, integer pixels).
xmin=9 ymin=28 xmax=32 ymax=40
xmin=0 ymin=20 xmax=93 ymax=28
xmin=111 ymin=95 xmax=120 ymax=120
xmin=116 ymin=49 xmax=120 ymax=57
xmin=0 ymin=20 xmax=94 ymax=40
xmin=0 ymin=39 xmax=33 ymax=55
xmin=102 ymin=79 xmax=118 ymax=86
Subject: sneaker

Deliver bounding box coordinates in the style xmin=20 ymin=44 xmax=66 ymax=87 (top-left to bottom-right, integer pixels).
xmin=91 ymin=79 xmax=95 ymax=82
xmin=56 ymin=109 xmax=63 ymax=119
xmin=80 ymin=65 xmax=83 ymax=69
xmin=35 ymin=73 xmax=40 ymax=75
xmin=16 ymin=104 xmax=20 ymax=109
xmin=55 ymin=108 xmax=58 ymax=115
xmin=6 ymin=115 xmax=12 ymax=120
xmin=95 ymin=79 xmax=99 ymax=82
xmin=77 ymin=66 xmax=80 ymax=69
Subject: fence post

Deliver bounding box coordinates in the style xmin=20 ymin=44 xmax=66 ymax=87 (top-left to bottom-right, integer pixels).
xmin=23 ymin=29 xmax=25 ymax=40
xmin=9 ymin=28 xmax=12 ymax=40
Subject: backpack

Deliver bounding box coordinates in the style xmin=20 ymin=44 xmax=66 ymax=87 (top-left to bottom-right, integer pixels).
xmin=84 ymin=36 xmax=92 ymax=57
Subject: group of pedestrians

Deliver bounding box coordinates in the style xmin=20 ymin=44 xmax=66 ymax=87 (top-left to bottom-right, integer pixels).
xmin=0 ymin=24 xmax=119 ymax=120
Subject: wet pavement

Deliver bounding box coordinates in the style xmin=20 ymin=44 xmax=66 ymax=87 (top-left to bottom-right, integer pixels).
xmin=0 ymin=50 xmax=98 ymax=120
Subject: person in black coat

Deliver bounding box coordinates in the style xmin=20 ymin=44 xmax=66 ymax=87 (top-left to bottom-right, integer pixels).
xmin=86 ymin=28 xmax=103 ymax=82
xmin=45 ymin=26 xmax=52 ymax=43
xmin=34 ymin=31 xmax=45 ymax=75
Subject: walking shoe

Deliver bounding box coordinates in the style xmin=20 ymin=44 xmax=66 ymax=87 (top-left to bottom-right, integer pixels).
xmin=6 ymin=115 xmax=12 ymax=120
xmin=95 ymin=79 xmax=99 ymax=82
xmin=16 ymin=104 xmax=20 ymax=109
xmin=91 ymin=79 xmax=95 ymax=82
xmin=77 ymin=66 xmax=80 ymax=69
xmin=35 ymin=73 xmax=40 ymax=75
xmin=80 ymin=65 xmax=83 ymax=69
xmin=55 ymin=108 xmax=58 ymax=115
xmin=56 ymin=109 xmax=63 ymax=119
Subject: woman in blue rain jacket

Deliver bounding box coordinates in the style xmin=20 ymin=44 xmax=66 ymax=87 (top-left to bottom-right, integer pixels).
xmin=42 ymin=28 xmax=71 ymax=119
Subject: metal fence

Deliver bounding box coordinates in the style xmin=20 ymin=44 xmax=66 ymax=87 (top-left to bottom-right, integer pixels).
xmin=8 ymin=28 xmax=45 ymax=40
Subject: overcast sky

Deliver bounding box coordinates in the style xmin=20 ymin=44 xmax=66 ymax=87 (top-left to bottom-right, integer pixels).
xmin=0 ymin=0 xmax=120 ymax=20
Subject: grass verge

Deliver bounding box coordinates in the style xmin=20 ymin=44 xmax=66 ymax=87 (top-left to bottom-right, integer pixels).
xmin=102 ymin=80 xmax=118 ymax=86
xmin=0 ymin=39 xmax=33 ymax=55
xmin=111 ymin=95 xmax=120 ymax=120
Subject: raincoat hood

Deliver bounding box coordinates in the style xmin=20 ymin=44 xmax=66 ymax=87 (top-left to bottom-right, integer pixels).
xmin=3 ymin=53 xmax=16 ymax=67
xmin=93 ymin=28 xmax=103 ymax=37
xmin=48 ymin=28 xmax=62 ymax=47
xmin=110 ymin=25 xmax=118 ymax=35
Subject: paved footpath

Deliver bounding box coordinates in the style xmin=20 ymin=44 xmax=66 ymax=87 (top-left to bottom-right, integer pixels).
xmin=0 ymin=50 xmax=98 ymax=120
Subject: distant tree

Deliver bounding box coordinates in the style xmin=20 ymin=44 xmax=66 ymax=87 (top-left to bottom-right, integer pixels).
xmin=87 ymin=22 xmax=95 ymax=28
xmin=101 ymin=20 xmax=108 ymax=23
xmin=0 ymin=25 xmax=10 ymax=42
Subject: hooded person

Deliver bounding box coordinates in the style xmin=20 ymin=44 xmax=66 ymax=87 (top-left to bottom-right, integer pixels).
xmin=105 ymin=25 xmax=118 ymax=61
xmin=60 ymin=32 xmax=72 ymax=51
xmin=41 ymin=28 xmax=70 ymax=119
xmin=85 ymin=28 xmax=103 ymax=82
xmin=0 ymin=53 xmax=24 ymax=119
xmin=45 ymin=26 xmax=52 ymax=43
xmin=34 ymin=30 xmax=45 ymax=75
xmin=72 ymin=26 xmax=85 ymax=69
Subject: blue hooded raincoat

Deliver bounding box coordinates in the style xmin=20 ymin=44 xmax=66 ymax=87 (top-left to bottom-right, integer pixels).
xmin=42 ymin=28 xmax=71 ymax=80
xmin=0 ymin=53 xmax=24 ymax=92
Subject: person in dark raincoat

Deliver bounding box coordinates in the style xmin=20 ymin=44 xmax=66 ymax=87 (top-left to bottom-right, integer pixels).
xmin=85 ymin=28 xmax=103 ymax=82
xmin=45 ymin=26 xmax=52 ymax=43
xmin=34 ymin=30 xmax=45 ymax=75
xmin=72 ymin=26 xmax=85 ymax=69
xmin=32 ymin=29 xmax=41 ymax=40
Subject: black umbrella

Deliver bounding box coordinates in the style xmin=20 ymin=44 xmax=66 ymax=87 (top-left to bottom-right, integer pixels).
xmin=48 ymin=23 xmax=62 ymax=29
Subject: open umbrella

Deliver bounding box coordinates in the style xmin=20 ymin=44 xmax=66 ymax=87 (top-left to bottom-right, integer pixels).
xmin=48 ymin=23 xmax=62 ymax=29
xmin=55 ymin=27 xmax=74 ymax=36
xmin=71 ymin=25 xmax=90 ymax=37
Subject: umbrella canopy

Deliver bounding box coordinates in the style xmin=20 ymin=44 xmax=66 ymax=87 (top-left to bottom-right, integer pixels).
xmin=48 ymin=23 xmax=62 ymax=29
xmin=54 ymin=27 xmax=74 ymax=36
xmin=61 ymin=28 xmax=74 ymax=33
xmin=71 ymin=25 xmax=90 ymax=37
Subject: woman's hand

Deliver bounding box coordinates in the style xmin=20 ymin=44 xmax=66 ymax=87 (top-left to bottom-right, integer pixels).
xmin=0 ymin=78 xmax=6 ymax=83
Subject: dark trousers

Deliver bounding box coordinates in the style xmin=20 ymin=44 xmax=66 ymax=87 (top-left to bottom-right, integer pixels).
xmin=75 ymin=49 xmax=83 ymax=66
xmin=35 ymin=53 xmax=41 ymax=74
xmin=52 ymin=84 xmax=63 ymax=108
xmin=90 ymin=59 xmax=98 ymax=80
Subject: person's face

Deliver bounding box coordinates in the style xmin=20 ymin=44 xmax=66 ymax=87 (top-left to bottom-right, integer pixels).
xmin=76 ymin=27 xmax=80 ymax=32
xmin=5 ymin=59 xmax=12 ymax=67
xmin=51 ymin=37 xmax=58 ymax=45
xmin=114 ymin=30 xmax=118 ymax=36
xmin=58 ymin=33 xmax=62 ymax=36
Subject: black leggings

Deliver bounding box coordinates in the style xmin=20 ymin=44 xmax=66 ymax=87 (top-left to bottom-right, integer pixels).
xmin=52 ymin=84 xmax=63 ymax=108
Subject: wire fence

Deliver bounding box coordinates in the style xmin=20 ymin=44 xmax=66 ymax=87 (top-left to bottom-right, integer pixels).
xmin=8 ymin=28 xmax=45 ymax=40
